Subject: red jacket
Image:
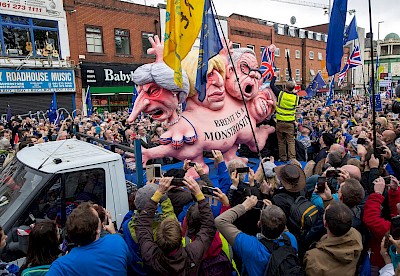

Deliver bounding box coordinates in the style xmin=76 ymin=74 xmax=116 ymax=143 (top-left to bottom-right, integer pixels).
xmin=363 ymin=189 xmax=400 ymax=268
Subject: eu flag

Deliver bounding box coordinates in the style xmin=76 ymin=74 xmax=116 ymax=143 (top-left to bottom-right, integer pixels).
xmin=86 ymin=86 xmax=93 ymax=116
xmin=48 ymin=91 xmax=58 ymax=123
xmin=195 ymin=0 xmax=223 ymax=102
xmin=326 ymin=78 xmax=335 ymax=106
xmin=326 ymin=0 xmax=348 ymax=76
xmin=343 ymin=16 xmax=358 ymax=45
xmin=6 ymin=105 xmax=12 ymax=123
xmin=129 ymin=85 xmax=138 ymax=113
xmin=306 ymin=72 xmax=326 ymax=97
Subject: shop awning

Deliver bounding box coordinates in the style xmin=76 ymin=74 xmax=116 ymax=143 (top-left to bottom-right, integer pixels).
xmin=90 ymin=86 xmax=135 ymax=94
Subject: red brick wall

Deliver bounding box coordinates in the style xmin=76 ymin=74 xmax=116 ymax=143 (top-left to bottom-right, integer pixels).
xmin=64 ymin=0 xmax=159 ymax=107
xmin=228 ymin=14 xmax=274 ymax=64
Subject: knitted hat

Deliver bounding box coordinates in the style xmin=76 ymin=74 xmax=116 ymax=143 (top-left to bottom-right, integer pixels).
xmin=135 ymin=184 xmax=158 ymax=211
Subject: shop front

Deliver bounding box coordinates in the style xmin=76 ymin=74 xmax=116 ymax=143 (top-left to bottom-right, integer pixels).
xmin=81 ymin=63 xmax=140 ymax=113
xmin=0 ymin=68 xmax=76 ymax=115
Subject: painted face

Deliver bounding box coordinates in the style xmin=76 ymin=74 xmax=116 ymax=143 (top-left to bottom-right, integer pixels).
xmin=226 ymin=52 xmax=261 ymax=101
xmin=128 ymin=83 xmax=179 ymax=123
xmin=249 ymin=88 xmax=276 ymax=123
xmin=192 ymin=69 xmax=225 ymax=111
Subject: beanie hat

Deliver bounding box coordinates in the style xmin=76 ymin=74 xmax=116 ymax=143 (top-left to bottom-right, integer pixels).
xmin=135 ymin=184 xmax=159 ymax=211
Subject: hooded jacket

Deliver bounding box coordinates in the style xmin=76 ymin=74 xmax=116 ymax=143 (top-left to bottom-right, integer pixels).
xmin=304 ymin=227 xmax=363 ymax=276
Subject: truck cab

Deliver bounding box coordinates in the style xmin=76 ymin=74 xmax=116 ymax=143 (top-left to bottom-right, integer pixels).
xmin=0 ymin=139 xmax=130 ymax=261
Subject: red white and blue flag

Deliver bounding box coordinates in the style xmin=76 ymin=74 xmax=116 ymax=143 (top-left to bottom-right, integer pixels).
xmin=260 ymin=46 xmax=275 ymax=82
xmin=337 ymin=45 xmax=362 ymax=86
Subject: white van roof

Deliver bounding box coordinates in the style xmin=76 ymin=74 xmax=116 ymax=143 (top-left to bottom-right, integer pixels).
xmin=17 ymin=139 xmax=121 ymax=174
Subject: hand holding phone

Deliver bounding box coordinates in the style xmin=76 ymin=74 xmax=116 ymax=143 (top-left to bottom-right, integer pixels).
xmin=317 ymin=177 xmax=326 ymax=193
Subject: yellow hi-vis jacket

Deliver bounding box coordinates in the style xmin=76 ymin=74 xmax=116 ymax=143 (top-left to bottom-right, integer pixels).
xmin=276 ymin=90 xmax=299 ymax=122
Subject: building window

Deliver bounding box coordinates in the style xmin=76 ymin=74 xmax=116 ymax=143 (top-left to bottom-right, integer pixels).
xmin=86 ymin=26 xmax=103 ymax=53
xmin=296 ymin=69 xmax=300 ymax=82
xmin=309 ymin=51 xmax=314 ymax=60
xmin=318 ymin=52 xmax=323 ymax=60
xmin=232 ymin=42 xmax=241 ymax=49
xmin=260 ymin=46 xmax=265 ymax=56
xmin=315 ymin=33 xmax=322 ymax=41
xmin=285 ymin=68 xmax=290 ymax=81
xmin=285 ymin=48 xmax=290 ymax=57
xmin=142 ymin=32 xmax=154 ymax=55
xmin=275 ymin=68 xmax=280 ymax=81
xmin=295 ymin=50 xmax=300 ymax=59
xmin=247 ymin=44 xmax=255 ymax=51
xmin=115 ymin=29 xmax=130 ymax=55
xmin=307 ymin=31 xmax=314 ymax=39
xmin=299 ymin=29 xmax=306 ymax=38
xmin=0 ymin=14 xmax=60 ymax=57
xmin=275 ymin=48 xmax=280 ymax=57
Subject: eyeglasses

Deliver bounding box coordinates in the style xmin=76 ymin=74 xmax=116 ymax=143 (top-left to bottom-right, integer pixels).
xmin=240 ymin=63 xmax=262 ymax=80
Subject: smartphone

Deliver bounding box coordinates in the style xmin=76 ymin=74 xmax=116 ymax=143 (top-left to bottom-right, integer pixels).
xmin=383 ymin=176 xmax=392 ymax=185
xmin=384 ymin=232 xmax=391 ymax=249
xmin=201 ymin=186 xmax=218 ymax=196
xmin=171 ymin=178 xmax=185 ymax=187
xmin=188 ymin=162 xmax=196 ymax=167
xmin=146 ymin=164 xmax=162 ymax=180
xmin=326 ymin=169 xmax=341 ymax=178
xmin=254 ymin=200 xmax=264 ymax=209
xmin=236 ymin=167 xmax=250 ymax=174
xmin=391 ymin=216 xmax=400 ymax=240
xmin=317 ymin=177 xmax=326 ymax=193
xmin=203 ymin=151 xmax=214 ymax=158
xmin=357 ymin=138 xmax=366 ymax=145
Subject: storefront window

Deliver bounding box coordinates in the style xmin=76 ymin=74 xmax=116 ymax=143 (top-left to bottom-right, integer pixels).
xmin=0 ymin=14 xmax=59 ymax=58
xmin=115 ymin=29 xmax=130 ymax=55
xmin=92 ymin=94 xmax=130 ymax=113
xmin=2 ymin=26 xmax=30 ymax=56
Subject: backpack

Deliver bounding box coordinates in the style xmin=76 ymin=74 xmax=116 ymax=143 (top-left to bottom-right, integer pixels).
xmin=199 ymin=250 xmax=233 ymax=276
xmin=260 ymin=233 xmax=305 ymax=276
xmin=183 ymin=236 xmax=234 ymax=276
xmin=289 ymin=196 xmax=319 ymax=237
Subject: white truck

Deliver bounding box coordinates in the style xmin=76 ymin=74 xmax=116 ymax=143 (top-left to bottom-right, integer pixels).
xmin=0 ymin=138 xmax=135 ymax=261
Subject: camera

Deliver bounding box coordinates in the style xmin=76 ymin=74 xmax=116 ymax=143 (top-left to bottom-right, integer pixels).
xmin=188 ymin=162 xmax=196 ymax=167
xmin=254 ymin=200 xmax=265 ymax=210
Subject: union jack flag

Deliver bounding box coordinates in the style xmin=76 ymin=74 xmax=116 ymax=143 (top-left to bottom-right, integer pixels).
xmin=337 ymin=45 xmax=362 ymax=87
xmin=259 ymin=46 xmax=275 ymax=82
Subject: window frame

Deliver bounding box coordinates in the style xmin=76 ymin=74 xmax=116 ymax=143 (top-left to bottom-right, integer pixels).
xmin=275 ymin=48 xmax=280 ymax=57
xmin=141 ymin=32 xmax=155 ymax=56
xmin=114 ymin=28 xmax=131 ymax=56
xmin=318 ymin=52 xmax=323 ymax=61
xmin=285 ymin=48 xmax=290 ymax=58
xmin=275 ymin=67 xmax=280 ymax=81
xmin=309 ymin=51 xmax=314 ymax=60
xmin=0 ymin=14 xmax=60 ymax=58
xmin=295 ymin=50 xmax=300 ymax=59
xmin=232 ymin=42 xmax=241 ymax=49
xmin=247 ymin=44 xmax=255 ymax=51
xmin=285 ymin=68 xmax=290 ymax=81
xmin=295 ymin=69 xmax=301 ymax=82
xmin=260 ymin=46 xmax=265 ymax=56
xmin=85 ymin=25 xmax=104 ymax=54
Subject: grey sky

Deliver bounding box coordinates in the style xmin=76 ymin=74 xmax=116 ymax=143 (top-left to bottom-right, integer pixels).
xmin=132 ymin=0 xmax=398 ymax=40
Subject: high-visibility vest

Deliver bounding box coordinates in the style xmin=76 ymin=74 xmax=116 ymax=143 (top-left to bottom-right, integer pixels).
xmin=275 ymin=90 xmax=299 ymax=122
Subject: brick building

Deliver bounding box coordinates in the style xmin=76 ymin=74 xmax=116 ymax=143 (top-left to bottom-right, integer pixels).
xmin=64 ymin=0 xmax=159 ymax=112
xmin=227 ymin=13 xmax=330 ymax=92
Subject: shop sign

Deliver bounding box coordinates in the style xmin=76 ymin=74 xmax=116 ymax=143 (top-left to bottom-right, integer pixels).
xmin=0 ymin=68 xmax=75 ymax=93
xmin=81 ymin=64 xmax=139 ymax=87
xmin=0 ymin=0 xmax=64 ymax=18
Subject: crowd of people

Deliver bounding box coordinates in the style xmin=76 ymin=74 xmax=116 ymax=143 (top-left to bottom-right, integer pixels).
xmin=0 ymin=82 xmax=400 ymax=275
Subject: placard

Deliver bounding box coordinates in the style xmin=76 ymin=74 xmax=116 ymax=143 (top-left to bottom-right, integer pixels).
xmin=0 ymin=0 xmax=63 ymax=18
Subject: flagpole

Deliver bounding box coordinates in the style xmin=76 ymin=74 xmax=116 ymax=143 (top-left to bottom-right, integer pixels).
xmin=368 ymin=0 xmax=377 ymax=154
xmin=210 ymin=0 xmax=268 ymax=181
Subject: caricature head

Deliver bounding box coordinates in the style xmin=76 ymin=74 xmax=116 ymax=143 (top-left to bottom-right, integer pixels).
xmin=182 ymin=51 xmax=226 ymax=111
xmin=225 ymin=48 xmax=261 ymax=101
xmin=250 ymin=87 xmax=277 ymax=123
xmin=127 ymin=63 xmax=189 ymax=123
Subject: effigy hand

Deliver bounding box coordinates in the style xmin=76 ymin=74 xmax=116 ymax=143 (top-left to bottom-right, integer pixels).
xmin=147 ymin=35 xmax=164 ymax=63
